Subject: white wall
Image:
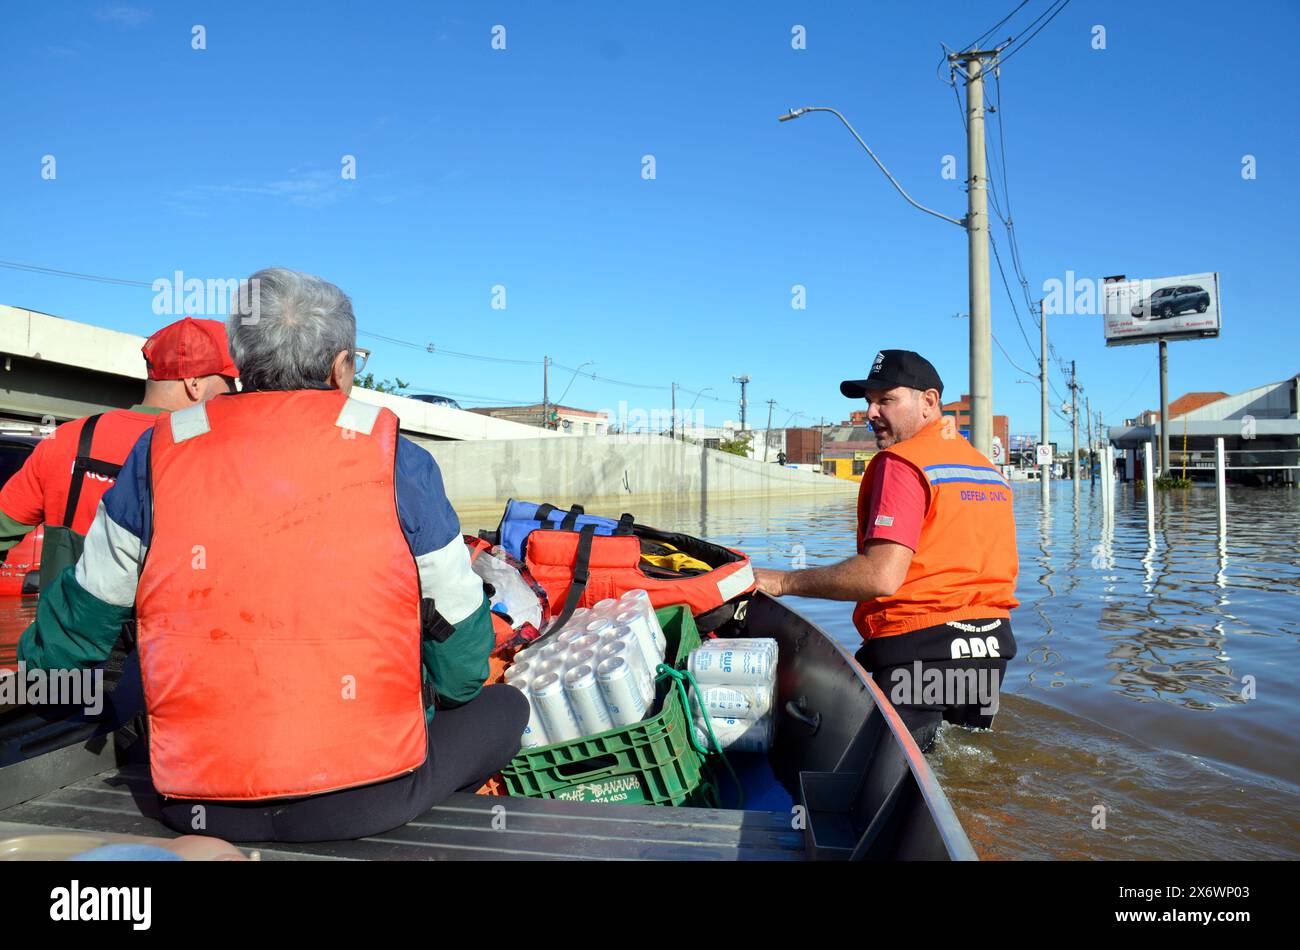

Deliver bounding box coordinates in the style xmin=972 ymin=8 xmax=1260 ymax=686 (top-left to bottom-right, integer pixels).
xmin=419 ymin=434 xmax=856 ymax=508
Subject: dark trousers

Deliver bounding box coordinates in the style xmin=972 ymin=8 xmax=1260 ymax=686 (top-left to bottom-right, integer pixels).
xmin=155 ymin=684 xmax=529 ymax=843
xmin=856 ymin=617 xmax=1015 ymax=753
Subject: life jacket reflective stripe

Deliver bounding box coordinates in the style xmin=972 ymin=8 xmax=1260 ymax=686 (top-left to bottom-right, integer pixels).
xmin=136 ymin=390 xmax=426 ymax=801
xmin=852 ymin=418 xmax=1019 ymax=640
xmin=523 ymin=526 xmax=755 ymax=624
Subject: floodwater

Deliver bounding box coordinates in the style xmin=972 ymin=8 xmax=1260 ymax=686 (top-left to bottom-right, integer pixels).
xmin=469 ymin=483 xmax=1300 ymax=860
xmin=5 ymin=482 xmax=1296 ymax=859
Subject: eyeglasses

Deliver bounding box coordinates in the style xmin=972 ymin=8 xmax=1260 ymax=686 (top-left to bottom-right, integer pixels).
xmin=352 ymin=349 xmax=370 ymax=373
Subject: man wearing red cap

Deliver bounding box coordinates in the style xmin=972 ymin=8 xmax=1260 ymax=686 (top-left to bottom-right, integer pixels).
xmin=0 ymin=317 xmax=238 ymax=587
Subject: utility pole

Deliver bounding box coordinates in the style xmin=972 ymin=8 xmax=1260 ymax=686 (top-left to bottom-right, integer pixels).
xmin=1070 ymin=360 xmax=1080 ymax=494
xmin=670 ymin=382 xmax=676 ymax=440
xmin=542 ymin=355 xmax=550 ymax=430
xmin=951 ymin=49 xmax=998 ymax=458
xmin=1158 ymin=339 xmax=1170 ymax=477
xmin=763 ymin=399 xmax=776 ymax=462
xmin=732 ymin=375 xmax=750 ymax=430
xmin=1086 ymin=396 xmax=1095 ymax=487
xmin=1039 ymin=300 xmax=1050 ymax=499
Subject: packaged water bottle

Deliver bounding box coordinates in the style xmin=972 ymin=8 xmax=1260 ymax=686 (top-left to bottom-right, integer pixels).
xmin=563 ymin=663 xmax=615 ymax=736
xmin=693 ymin=714 xmax=773 ymax=753
xmin=531 ymin=671 xmax=582 ymax=743
xmin=687 ymin=644 xmax=772 ymax=686
xmin=503 ymin=661 xmax=532 ymax=684
xmin=614 ymin=613 xmax=663 ymax=670
xmin=507 ymin=678 xmax=550 ymax=749
xmin=693 ymin=684 xmax=769 ymax=720
xmin=591 ymin=598 xmax=620 ymax=618
xmin=599 ymin=638 xmax=654 ymax=707
xmin=596 ymin=656 xmax=647 ymax=727
xmin=566 ymin=648 xmax=597 ymax=670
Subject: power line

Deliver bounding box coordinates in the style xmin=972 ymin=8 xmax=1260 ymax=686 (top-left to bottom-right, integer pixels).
xmin=960 ymin=0 xmax=1031 ymax=52
xmin=2 ymin=256 xmax=741 ymax=410
xmin=999 ymin=0 xmax=1073 ymax=65
xmin=988 ymin=230 xmax=1039 ymax=365
xmin=992 ymin=332 xmax=1037 ymax=377
xmin=0 ymin=259 xmax=153 ymax=288
xmin=1107 ymin=365 xmax=1156 ymax=418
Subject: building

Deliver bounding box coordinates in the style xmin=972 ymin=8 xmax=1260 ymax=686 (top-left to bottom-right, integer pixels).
xmin=820 ymin=424 xmax=877 ymax=481
xmin=940 ymin=394 xmax=1010 ymax=460
xmin=469 ymin=403 xmax=609 ymax=436
xmin=1109 ymin=377 xmax=1300 ymax=484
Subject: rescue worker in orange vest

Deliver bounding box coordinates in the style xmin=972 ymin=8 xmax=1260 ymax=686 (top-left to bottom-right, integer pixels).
xmin=754 ymin=350 xmax=1018 ymax=750
xmin=18 ymin=268 xmax=529 ymax=842
xmin=0 ymin=317 xmax=238 ymax=589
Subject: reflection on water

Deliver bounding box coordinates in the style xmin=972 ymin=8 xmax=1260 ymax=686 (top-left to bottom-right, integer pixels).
xmin=466 ymin=482 xmax=1300 ymax=860
xmin=0 ymin=600 xmax=35 ymax=671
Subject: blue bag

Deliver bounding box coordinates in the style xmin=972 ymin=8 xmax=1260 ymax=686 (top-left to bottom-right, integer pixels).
xmin=494 ymin=500 xmax=634 ymax=562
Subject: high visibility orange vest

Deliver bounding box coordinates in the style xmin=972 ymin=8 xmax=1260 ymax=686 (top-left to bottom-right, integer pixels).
xmin=136 ymin=390 xmax=426 ymax=801
xmin=853 ymin=418 xmax=1019 ymax=640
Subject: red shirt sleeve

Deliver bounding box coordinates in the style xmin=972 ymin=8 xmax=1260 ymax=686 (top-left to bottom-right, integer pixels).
xmin=861 ymin=455 xmax=928 ymax=551
xmin=0 ymin=435 xmax=54 ymax=527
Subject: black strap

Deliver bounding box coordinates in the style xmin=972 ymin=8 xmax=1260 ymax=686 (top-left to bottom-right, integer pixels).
xmin=420 ymin=598 xmax=456 ymax=643
xmin=537 ymin=524 xmax=596 ymax=644
xmin=62 ymin=414 xmax=122 ymax=528
xmin=616 ymin=513 xmax=635 ymax=535
xmin=559 ymin=504 xmax=583 ymax=531
xmin=533 ymin=503 xmax=558 ymax=522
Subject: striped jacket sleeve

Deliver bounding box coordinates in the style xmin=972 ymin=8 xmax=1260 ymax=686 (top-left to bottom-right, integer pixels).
xmin=394 ymin=436 xmax=493 ymax=709
xmin=18 ymin=431 xmax=152 ymax=671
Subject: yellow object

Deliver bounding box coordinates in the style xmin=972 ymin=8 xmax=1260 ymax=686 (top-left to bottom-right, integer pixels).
xmin=640 ymin=543 xmax=712 ymax=573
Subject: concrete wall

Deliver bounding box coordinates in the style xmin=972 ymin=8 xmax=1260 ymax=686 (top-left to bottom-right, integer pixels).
xmin=420 ymin=434 xmax=857 ymax=509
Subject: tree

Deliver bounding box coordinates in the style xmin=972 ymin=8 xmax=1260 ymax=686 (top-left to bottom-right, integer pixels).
xmin=717 ymin=432 xmax=753 ymax=458
xmin=354 ymin=373 xmax=409 ymax=395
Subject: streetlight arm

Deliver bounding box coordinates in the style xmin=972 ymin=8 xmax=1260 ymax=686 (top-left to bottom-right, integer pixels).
xmin=781 ymin=106 xmax=966 ymax=229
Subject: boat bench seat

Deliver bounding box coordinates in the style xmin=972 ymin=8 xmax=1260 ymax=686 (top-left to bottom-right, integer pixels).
xmin=0 ymin=764 xmax=806 ymax=861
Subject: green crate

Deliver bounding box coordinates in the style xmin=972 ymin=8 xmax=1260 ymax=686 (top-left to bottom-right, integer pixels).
xmin=501 ymin=605 xmax=708 ymax=806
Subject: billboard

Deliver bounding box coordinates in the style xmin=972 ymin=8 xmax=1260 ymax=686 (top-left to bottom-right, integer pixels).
xmin=1102 ymin=272 xmax=1220 ymax=346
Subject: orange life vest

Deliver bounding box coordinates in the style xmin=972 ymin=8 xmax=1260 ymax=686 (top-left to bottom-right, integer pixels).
xmin=136 ymin=390 xmax=427 ymax=801
xmin=524 ymin=528 xmax=755 ymax=626
xmin=853 ymin=418 xmax=1019 ymax=640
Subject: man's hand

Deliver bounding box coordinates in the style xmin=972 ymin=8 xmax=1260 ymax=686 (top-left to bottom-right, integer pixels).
xmin=753 ymin=567 xmax=788 ymax=597
xmin=751 ymin=543 xmax=913 ymax=603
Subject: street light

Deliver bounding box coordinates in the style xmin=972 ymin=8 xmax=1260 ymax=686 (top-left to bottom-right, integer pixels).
xmin=688 ymin=386 xmax=715 ymax=411
xmin=556 ymin=361 xmax=594 ymax=408
xmin=780 ymin=99 xmax=994 ymax=458
xmin=778 ymin=107 xmax=964 ymax=228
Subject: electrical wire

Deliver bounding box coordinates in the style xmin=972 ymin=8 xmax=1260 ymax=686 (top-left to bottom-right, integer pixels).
xmin=0 ymin=259 xmax=153 ymax=287
xmin=999 ymin=0 xmax=1073 ymax=65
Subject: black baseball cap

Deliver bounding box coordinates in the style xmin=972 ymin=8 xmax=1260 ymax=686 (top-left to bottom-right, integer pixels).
xmin=840 ymin=350 xmax=944 ymax=399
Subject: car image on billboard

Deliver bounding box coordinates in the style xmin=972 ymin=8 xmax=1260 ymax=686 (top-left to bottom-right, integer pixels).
xmin=1103 ymin=272 xmax=1220 ymax=346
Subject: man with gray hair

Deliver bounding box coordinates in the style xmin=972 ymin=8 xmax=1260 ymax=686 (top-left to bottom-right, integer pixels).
xmin=19 ymin=267 xmax=528 ymax=842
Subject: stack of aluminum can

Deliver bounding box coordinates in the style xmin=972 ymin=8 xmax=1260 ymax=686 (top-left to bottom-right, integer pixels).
xmin=503 ymin=589 xmax=668 ymax=749
xmin=686 ymin=638 xmax=779 ymax=754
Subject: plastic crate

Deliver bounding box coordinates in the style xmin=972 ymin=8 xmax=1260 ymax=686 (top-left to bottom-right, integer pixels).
xmin=501 ymin=605 xmax=708 ymax=806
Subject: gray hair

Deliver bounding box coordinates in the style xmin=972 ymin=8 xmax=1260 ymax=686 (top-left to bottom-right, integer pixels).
xmin=226 ymin=268 xmax=356 ymax=391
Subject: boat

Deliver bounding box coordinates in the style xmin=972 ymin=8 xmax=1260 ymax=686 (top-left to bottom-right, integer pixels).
xmin=0 ymin=594 xmax=975 ymax=861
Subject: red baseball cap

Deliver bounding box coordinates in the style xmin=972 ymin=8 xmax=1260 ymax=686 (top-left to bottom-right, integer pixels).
xmin=142 ymin=317 xmax=238 ymax=381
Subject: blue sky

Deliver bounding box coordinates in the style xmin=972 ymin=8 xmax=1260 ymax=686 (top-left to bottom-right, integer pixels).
xmin=2 ymin=1 xmax=1297 ymax=442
